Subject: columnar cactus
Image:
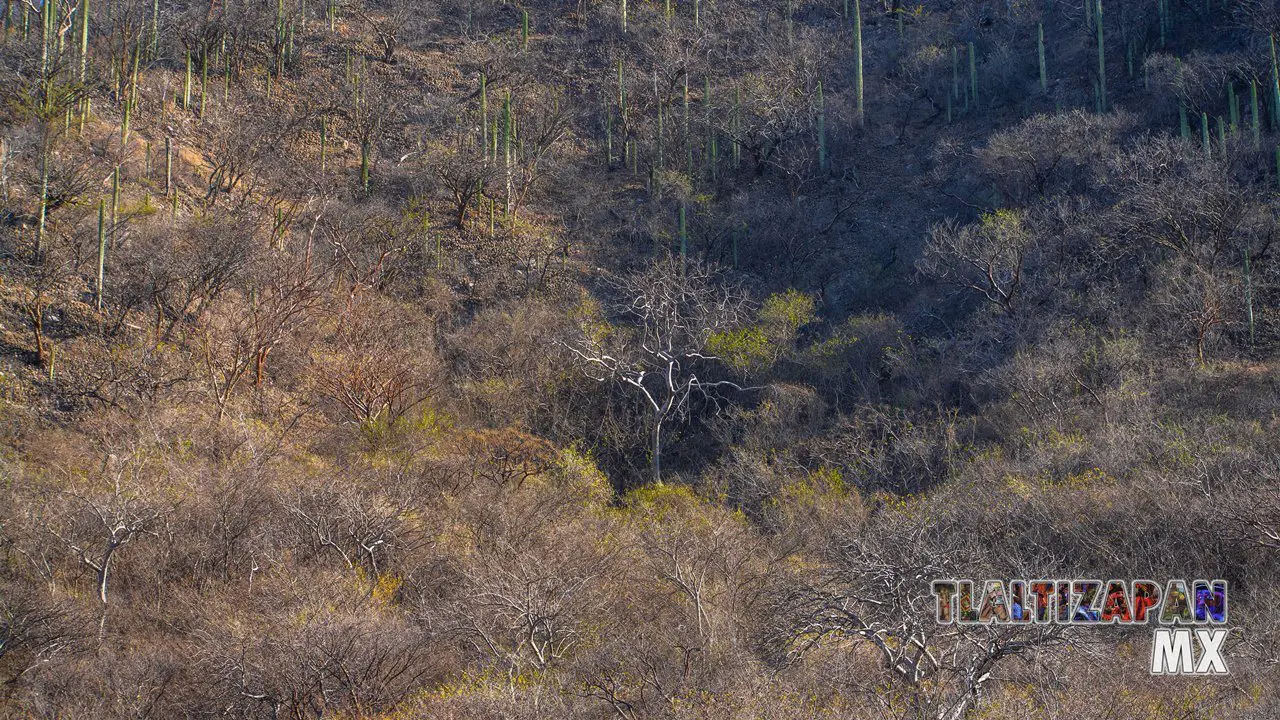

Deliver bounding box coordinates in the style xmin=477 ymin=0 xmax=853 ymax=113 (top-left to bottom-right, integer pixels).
xmin=678 ymin=202 xmax=687 ymax=264
xmin=704 ymin=76 xmax=714 ymax=179
xmin=656 ymin=80 xmax=664 ymax=171
xmin=1252 ymin=80 xmax=1261 ymax=150
xmin=618 ymin=59 xmax=627 ymax=123
xmin=96 ymin=196 xmax=105 ymax=311
xmin=121 ymin=96 xmax=130 ymax=145
xmin=480 ymin=72 xmax=488 ymax=153
xmin=1038 ymin=23 xmax=1046 ymax=93
xmin=1228 ymin=83 xmax=1238 ymax=133
xmin=1271 ymin=35 xmax=1280 ymax=131
xmin=111 ymin=165 xmax=120 ymax=225
xmin=1095 ymin=0 xmax=1105 ymax=112
xmin=1157 ymin=0 xmax=1167 ymax=46
xmin=605 ymin=110 xmax=613 ymax=167
xmin=853 ymin=0 xmax=864 ymax=127
xmin=732 ymin=85 xmax=741 ymax=167
xmin=200 ymin=46 xmax=209 ymax=118
xmin=502 ymin=90 xmax=512 ymax=211
xmin=683 ymin=73 xmax=691 ymax=175
xmin=951 ymin=46 xmax=959 ymax=107
xmin=79 ymin=0 xmax=89 ymax=81
xmin=968 ymin=42 xmax=977 ymax=109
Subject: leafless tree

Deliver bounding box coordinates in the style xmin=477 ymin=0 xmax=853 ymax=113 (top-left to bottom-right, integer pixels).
xmin=770 ymin=522 xmax=1070 ymax=720
xmin=919 ymin=209 xmax=1035 ymax=315
xmin=565 ymin=257 xmax=757 ymax=483
xmin=355 ymin=0 xmax=415 ymax=65
xmin=428 ymin=141 xmax=498 ymax=230
xmin=40 ymin=455 xmax=167 ymax=636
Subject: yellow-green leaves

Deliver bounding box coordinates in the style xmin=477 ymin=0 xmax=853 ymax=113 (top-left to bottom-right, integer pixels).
xmin=708 ymin=289 xmax=816 ymax=374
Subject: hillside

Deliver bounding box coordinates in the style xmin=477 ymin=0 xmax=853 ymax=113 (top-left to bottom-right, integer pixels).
xmin=2 ymin=0 xmax=1280 ymax=717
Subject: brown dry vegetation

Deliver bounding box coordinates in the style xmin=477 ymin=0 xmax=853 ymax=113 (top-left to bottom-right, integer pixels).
xmin=2 ymin=0 xmax=1280 ymax=718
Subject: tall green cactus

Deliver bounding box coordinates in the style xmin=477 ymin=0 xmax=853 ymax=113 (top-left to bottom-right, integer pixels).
xmin=165 ymin=137 xmax=172 ymax=194
xmin=1201 ymin=111 xmax=1210 ymax=156
xmin=1271 ymin=35 xmax=1280 ymax=131
xmin=1095 ymin=0 xmax=1105 ymax=112
xmin=968 ymin=42 xmax=977 ymax=109
xmin=199 ymin=46 xmax=209 ymax=118
xmin=502 ymin=90 xmax=512 ymax=211
xmin=683 ymin=73 xmax=691 ymax=175
xmin=951 ymin=46 xmax=959 ymax=106
xmin=853 ymin=0 xmax=864 ymax=127
xmin=656 ymin=82 xmax=664 ymax=171
xmin=224 ymin=43 xmax=231 ymax=102
xmin=184 ymin=50 xmax=192 ymax=109
xmin=111 ymin=165 xmax=120 ymax=225
xmin=678 ymin=202 xmax=687 ymax=265
xmin=1157 ymin=0 xmax=1167 ymax=47
xmin=275 ymin=0 xmax=286 ymax=75
xmin=79 ymin=0 xmax=89 ymax=81
xmin=130 ymin=40 xmax=141 ymax=108
xmin=607 ymin=110 xmax=615 ymax=168
xmin=1228 ymin=83 xmax=1238 ymax=133
xmin=361 ymin=137 xmax=370 ymax=192
xmin=732 ymin=85 xmax=741 ymax=167
xmin=704 ymin=76 xmax=714 ymax=179
xmin=96 ymin=196 xmax=106 ymax=311
xmin=1252 ymin=80 xmax=1261 ymax=150
xmin=480 ymin=72 xmax=488 ymax=153
xmin=1037 ymin=23 xmax=1046 ymax=93
xmin=151 ymin=0 xmax=159 ymax=57
xmin=121 ymin=96 xmax=130 ymax=145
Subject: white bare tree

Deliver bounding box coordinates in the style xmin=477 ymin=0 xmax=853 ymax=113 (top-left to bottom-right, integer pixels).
xmin=42 ymin=454 xmax=166 ymax=637
xmin=565 ymin=257 xmax=758 ymax=484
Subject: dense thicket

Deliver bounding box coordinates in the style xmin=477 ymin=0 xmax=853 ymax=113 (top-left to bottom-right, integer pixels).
xmin=2 ymin=0 xmax=1280 ymax=717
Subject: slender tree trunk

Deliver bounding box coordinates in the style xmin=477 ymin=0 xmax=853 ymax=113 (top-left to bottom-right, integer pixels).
xmin=651 ymin=418 xmax=662 ymax=484
xmin=30 ymin=302 xmax=47 ymax=367
xmin=35 ymin=126 xmax=50 ymax=258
